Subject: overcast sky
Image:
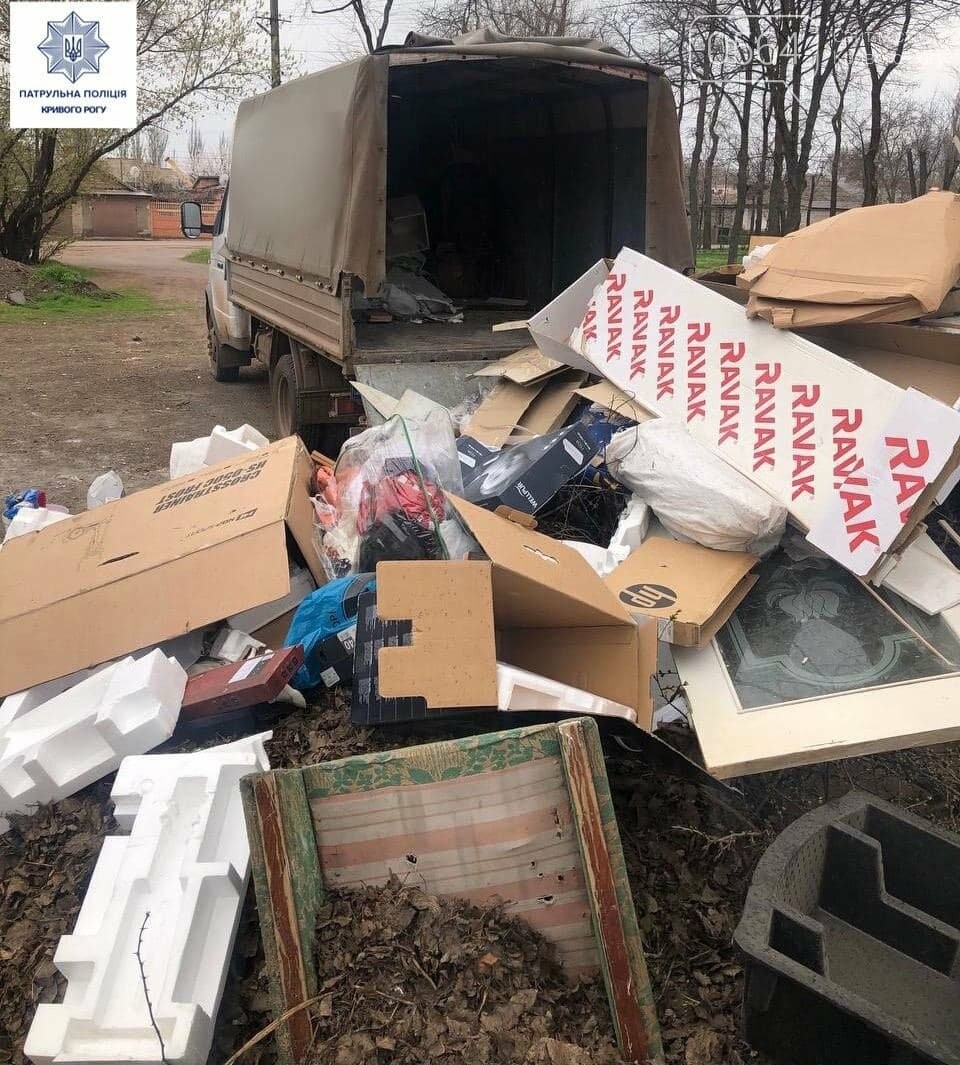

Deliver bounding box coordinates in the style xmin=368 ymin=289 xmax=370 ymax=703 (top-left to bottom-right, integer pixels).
xmin=165 ymin=1 xmax=960 ymax=166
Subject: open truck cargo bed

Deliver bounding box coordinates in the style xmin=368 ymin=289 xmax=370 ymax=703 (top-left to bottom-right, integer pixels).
xmin=217 ymin=31 xmax=693 ymax=445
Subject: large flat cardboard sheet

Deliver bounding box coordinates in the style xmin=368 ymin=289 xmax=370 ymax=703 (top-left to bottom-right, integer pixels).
xmin=740 ymin=191 xmax=960 ymax=326
xmin=0 ymin=437 xmax=320 ymax=696
xmin=529 ymin=249 xmax=960 ymax=577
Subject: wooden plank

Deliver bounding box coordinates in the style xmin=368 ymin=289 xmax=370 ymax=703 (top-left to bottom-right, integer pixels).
xmin=247 ymin=722 xmax=658 ymax=1064
xmin=559 ymin=719 xmax=664 ymax=1065
xmin=242 ymin=771 xmax=322 ymax=1062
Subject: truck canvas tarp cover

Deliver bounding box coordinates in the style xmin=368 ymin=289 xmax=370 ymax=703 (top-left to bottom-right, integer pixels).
xmin=226 ymin=29 xmax=692 ymax=293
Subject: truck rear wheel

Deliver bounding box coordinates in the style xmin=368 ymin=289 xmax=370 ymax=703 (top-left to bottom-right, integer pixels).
xmin=208 ymin=314 xmax=240 ymax=382
xmin=270 ymin=352 xmax=349 ymax=454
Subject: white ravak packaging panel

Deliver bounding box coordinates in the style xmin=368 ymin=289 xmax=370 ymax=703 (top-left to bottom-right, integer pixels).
xmin=528 ymin=249 xmax=960 ymax=577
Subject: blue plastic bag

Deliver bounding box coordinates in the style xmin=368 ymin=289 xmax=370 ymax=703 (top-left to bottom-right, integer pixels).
xmin=284 ymin=573 xmax=375 ymax=690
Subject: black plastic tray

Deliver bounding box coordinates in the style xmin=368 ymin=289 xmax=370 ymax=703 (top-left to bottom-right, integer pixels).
xmin=736 ymin=790 xmax=960 ymax=1065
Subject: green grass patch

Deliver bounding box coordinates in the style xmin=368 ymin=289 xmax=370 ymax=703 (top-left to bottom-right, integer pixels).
xmin=0 ymin=288 xmax=157 ymax=321
xmin=0 ymin=256 xmax=159 ymax=320
xmin=183 ymin=246 xmax=211 ymax=264
xmin=31 ymin=260 xmax=94 ymax=289
xmin=695 ymin=247 xmax=747 ymax=270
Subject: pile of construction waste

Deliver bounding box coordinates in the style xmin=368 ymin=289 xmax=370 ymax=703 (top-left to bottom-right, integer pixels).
xmin=4 ymin=191 xmax=960 ymax=1065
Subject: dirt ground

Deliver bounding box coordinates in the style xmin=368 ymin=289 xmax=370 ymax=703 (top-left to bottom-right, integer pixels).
xmin=0 ymin=240 xmax=273 ymax=511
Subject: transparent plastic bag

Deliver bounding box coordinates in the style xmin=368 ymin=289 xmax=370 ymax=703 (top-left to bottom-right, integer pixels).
xmin=316 ymin=410 xmax=474 ymax=576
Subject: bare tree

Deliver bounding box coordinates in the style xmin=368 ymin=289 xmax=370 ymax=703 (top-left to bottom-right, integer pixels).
xmin=827 ymin=33 xmax=858 ymax=215
xmin=942 ymin=88 xmax=960 ymax=190
xmin=418 ymin=0 xmax=598 ymax=38
xmin=187 ymin=123 xmax=206 ymax=178
xmin=853 ymin=0 xmax=952 ymax=206
xmin=761 ymin=0 xmax=860 ymax=233
xmin=312 ymin=0 xmax=396 ymax=53
xmin=145 ymin=126 xmax=170 ymax=167
xmin=118 ymin=132 xmax=144 ymax=160
xmin=700 ymin=87 xmax=725 ymax=249
xmin=720 ymin=11 xmax=761 ymax=261
xmin=215 ymin=132 xmax=232 ymax=180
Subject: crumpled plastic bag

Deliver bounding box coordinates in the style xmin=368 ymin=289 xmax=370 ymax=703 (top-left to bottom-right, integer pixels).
xmin=605 ymin=420 xmax=786 ymax=555
xmin=315 ymin=409 xmax=476 ymax=578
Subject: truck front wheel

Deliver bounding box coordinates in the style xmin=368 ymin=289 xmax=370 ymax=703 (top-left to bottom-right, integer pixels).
xmin=208 ymin=314 xmax=240 ymax=382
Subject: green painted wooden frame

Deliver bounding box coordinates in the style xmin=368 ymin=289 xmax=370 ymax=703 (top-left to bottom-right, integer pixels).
xmin=241 ymin=717 xmax=663 ymax=1063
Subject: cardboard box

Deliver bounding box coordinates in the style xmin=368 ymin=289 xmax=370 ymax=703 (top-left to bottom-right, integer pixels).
xmin=457 ymin=435 xmax=500 ymax=487
xmin=470 ymin=345 xmax=564 ymax=386
xmin=739 ymin=192 xmax=960 ymax=328
xmin=374 ymin=496 xmax=658 ymax=728
xmin=529 ymin=248 xmax=960 ymax=578
xmin=606 ymin=537 xmax=758 ymax=647
xmin=575 ymin=381 xmax=656 ymax=424
xmin=0 ymin=437 xmax=322 ymax=697
xmin=463 ymin=424 xmax=602 ymax=515
xmin=179 ymin=646 xmax=304 ymax=723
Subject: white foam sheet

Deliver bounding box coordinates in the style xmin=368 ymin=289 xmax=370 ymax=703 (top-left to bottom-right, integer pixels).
xmin=25 ymin=733 xmax=272 ymax=1065
xmin=0 ymin=651 xmax=185 ymax=833
xmin=496 ymin=662 xmax=636 ymax=723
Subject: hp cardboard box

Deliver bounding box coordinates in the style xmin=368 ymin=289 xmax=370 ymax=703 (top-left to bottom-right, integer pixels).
xmin=0 ymin=437 xmax=321 ymax=696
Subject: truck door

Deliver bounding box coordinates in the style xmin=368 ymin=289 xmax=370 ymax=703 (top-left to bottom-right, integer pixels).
xmin=209 ymin=188 xmax=250 ymax=345
xmin=209 ymin=192 xmax=230 ymax=336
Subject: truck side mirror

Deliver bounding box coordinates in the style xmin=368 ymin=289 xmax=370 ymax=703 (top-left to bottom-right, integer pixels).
xmin=180 ymin=201 xmax=208 ymax=239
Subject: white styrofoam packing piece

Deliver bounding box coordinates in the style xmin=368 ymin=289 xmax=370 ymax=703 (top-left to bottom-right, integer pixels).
xmin=0 ymin=667 xmax=100 ymax=731
xmin=25 ymin=732 xmax=272 ymax=1065
xmin=2 ymin=506 xmax=70 ymax=542
xmin=0 ymin=650 xmax=185 ymax=833
xmin=496 ymin=662 xmax=636 ymax=723
xmin=210 ymin=627 xmax=267 ymax=663
xmin=203 ymin=423 xmax=269 ymax=465
xmin=168 ymin=423 xmax=268 ymax=479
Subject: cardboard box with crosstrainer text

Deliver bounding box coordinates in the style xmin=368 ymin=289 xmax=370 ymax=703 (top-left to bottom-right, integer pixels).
xmin=0 ymin=436 xmax=322 ymax=697
xmin=374 ymin=496 xmax=658 ymax=729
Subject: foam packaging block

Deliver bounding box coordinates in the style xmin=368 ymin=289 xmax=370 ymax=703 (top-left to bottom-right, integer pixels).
xmin=210 ymin=628 xmax=267 ymax=663
xmin=0 ymin=650 xmax=185 ymax=832
xmin=25 ymin=732 xmax=272 ymax=1065
xmin=168 ymin=423 xmax=268 ymax=479
xmin=204 ymin=423 xmax=269 ymax=465
xmin=2 ymin=506 xmax=70 ymax=542
xmin=496 ymin=662 xmax=636 ymax=723
xmin=0 ymin=667 xmax=99 ymax=730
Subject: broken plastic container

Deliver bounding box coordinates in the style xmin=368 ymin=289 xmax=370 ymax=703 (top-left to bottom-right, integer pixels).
xmin=86 ymin=470 xmax=124 ymax=509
